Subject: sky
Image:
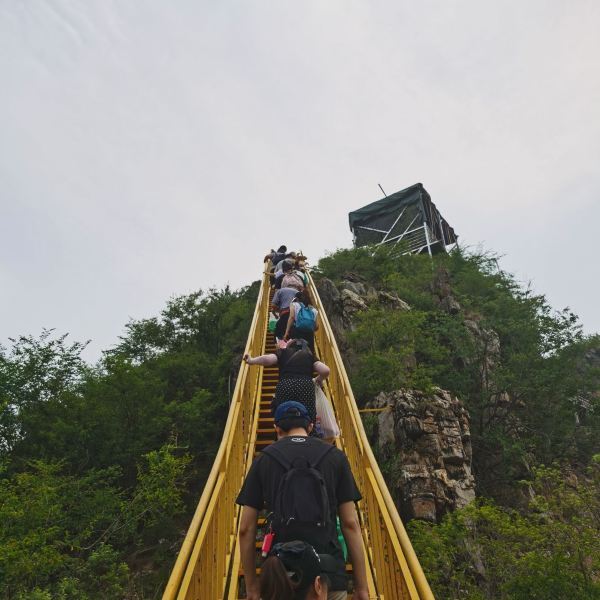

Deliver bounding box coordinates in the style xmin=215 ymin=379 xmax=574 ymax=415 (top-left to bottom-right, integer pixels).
xmin=1 ymin=0 xmax=599 ymax=361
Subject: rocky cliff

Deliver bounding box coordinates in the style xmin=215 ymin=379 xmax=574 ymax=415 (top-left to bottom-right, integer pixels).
xmin=369 ymin=388 xmax=475 ymax=522
xmin=316 ymin=272 xmax=476 ymax=521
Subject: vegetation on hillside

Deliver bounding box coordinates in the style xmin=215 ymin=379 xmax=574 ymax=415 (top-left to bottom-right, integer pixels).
xmin=1 ymin=245 xmax=598 ymax=598
xmin=0 ymin=285 xmax=257 ymax=598
xmin=316 ymin=246 xmax=600 ymax=598
xmin=316 ymin=247 xmax=599 ymax=488
xmin=408 ymin=461 xmax=600 ymax=599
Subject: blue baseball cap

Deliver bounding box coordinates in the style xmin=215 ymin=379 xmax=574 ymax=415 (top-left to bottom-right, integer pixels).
xmin=274 ymin=401 xmax=310 ymax=424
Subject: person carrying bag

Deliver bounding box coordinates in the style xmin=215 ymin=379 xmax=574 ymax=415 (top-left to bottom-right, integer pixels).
xmin=284 ymin=290 xmax=319 ymax=353
xmin=314 ymin=384 xmax=340 ymax=440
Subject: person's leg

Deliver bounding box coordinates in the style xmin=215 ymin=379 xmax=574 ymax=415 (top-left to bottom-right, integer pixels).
xmin=275 ymin=312 xmax=289 ymax=341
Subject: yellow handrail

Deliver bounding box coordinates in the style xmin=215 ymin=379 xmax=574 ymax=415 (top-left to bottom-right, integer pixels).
xmin=162 ymin=269 xmax=270 ymax=599
xmin=163 ymin=265 xmax=435 ymax=599
xmin=307 ymin=271 xmax=435 ymax=600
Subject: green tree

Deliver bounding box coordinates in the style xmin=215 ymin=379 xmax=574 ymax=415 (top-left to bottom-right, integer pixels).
xmin=0 ymin=284 xmax=257 ymax=597
xmin=316 ymin=247 xmax=599 ymax=498
xmin=408 ymin=462 xmax=600 ymax=599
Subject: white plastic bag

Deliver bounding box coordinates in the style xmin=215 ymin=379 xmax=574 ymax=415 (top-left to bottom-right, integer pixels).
xmin=315 ymin=384 xmax=340 ymax=439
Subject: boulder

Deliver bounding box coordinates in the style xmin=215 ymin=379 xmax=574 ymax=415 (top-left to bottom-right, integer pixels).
xmin=368 ymin=388 xmax=476 ymax=522
xmin=377 ymin=290 xmax=411 ymax=311
xmin=340 ymin=280 xmax=367 ymax=297
xmin=340 ymin=288 xmax=368 ymax=319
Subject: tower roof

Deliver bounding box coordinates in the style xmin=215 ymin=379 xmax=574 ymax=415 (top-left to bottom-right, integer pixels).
xmin=349 ymin=183 xmax=458 ymax=252
xmin=349 ymin=183 xmax=426 ymax=230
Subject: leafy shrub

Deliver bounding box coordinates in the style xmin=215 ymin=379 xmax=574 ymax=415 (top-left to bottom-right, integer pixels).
xmin=409 ymin=464 xmax=600 ymax=599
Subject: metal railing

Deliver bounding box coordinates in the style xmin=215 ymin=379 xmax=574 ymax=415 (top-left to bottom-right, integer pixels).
xmin=307 ymin=271 xmax=435 ymax=600
xmin=163 ymin=266 xmax=434 ymax=599
xmin=162 ymin=269 xmax=270 ymax=599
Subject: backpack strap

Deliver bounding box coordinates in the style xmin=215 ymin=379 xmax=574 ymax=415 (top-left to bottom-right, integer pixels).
xmin=261 ymin=444 xmax=292 ymax=470
xmin=310 ymin=442 xmax=335 ymax=469
xmin=262 ymin=441 xmax=334 ymax=470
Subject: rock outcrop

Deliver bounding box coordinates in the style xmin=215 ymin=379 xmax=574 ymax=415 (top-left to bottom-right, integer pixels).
xmin=316 ymin=272 xmax=477 ymax=521
xmin=316 ymin=274 xmax=409 ymax=349
xmin=369 ymin=388 xmax=475 ymax=522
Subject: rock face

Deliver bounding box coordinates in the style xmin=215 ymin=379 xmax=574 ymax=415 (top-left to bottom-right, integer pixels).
xmin=316 ymin=275 xmax=409 ymax=349
xmin=315 ymin=272 xmax=477 ymax=521
xmin=368 ymin=388 xmax=476 ymax=522
xmin=316 ymin=277 xmax=347 ymax=345
xmin=432 ymin=267 xmax=462 ymax=314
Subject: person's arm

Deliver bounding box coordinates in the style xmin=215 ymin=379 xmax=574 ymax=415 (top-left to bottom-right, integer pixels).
xmin=313 ymin=311 xmax=319 ymax=331
xmin=244 ymin=353 xmax=278 ymax=366
xmin=339 ymin=501 xmax=369 ymax=600
xmin=239 ymin=506 xmax=260 ymax=600
xmin=313 ymin=361 xmax=330 ymax=387
xmin=284 ymin=303 xmax=296 ymax=340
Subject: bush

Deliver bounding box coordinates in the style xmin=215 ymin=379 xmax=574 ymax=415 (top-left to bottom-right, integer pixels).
xmin=409 ymin=464 xmax=600 ymax=599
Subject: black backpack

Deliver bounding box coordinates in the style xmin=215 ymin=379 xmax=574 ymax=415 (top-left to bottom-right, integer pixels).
xmin=262 ymin=441 xmax=335 ymax=537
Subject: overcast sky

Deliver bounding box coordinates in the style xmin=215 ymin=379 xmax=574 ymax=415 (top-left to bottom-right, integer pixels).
xmin=1 ymin=1 xmax=599 ymax=361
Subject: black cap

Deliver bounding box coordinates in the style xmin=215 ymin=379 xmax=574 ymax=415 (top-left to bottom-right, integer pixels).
xmin=270 ymin=541 xmax=338 ymax=590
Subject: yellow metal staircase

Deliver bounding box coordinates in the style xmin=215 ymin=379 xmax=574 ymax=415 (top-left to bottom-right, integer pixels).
xmin=163 ymin=268 xmax=434 ymax=599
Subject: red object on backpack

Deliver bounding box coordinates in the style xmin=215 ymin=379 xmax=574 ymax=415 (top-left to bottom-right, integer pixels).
xmin=261 ymin=532 xmax=275 ymax=557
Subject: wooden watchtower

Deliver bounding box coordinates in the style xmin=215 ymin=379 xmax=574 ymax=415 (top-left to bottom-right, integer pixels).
xmin=349 ymin=183 xmax=458 ymax=256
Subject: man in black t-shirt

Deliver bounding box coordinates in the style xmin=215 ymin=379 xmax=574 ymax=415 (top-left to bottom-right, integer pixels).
xmin=236 ymin=402 xmax=369 ymax=600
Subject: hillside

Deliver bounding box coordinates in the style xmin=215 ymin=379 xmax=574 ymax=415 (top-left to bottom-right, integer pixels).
xmin=314 ymin=246 xmax=600 ymax=598
xmin=0 ymin=248 xmax=598 ymax=599
xmin=0 ymin=286 xmax=258 ymax=598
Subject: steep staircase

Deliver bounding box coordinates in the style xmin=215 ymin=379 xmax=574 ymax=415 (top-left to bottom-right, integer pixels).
xmin=163 ymin=268 xmax=434 ymax=599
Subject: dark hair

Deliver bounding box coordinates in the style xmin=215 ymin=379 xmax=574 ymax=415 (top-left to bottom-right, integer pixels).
xmin=282 ymin=261 xmax=293 ymax=273
xmin=289 ymin=338 xmax=312 ymax=356
xmin=294 ymin=290 xmax=311 ymax=306
xmin=277 ymin=416 xmax=311 ymax=432
xmin=277 ymin=245 xmax=287 ymax=253
xmin=260 ymin=555 xmax=327 ymax=600
xmin=260 ymin=555 xmax=300 ymax=600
